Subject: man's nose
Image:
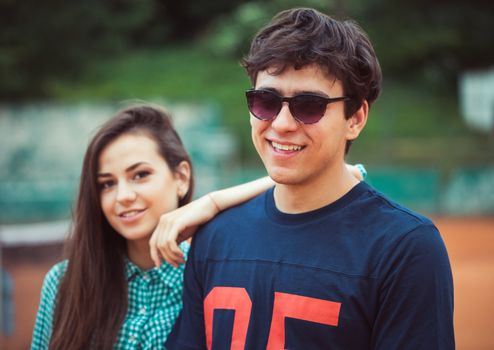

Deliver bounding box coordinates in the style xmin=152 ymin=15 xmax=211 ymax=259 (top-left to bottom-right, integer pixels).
xmin=270 ymin=102 xmax=299 ymax=132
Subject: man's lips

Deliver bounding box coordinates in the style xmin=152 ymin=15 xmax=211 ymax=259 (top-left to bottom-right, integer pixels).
xmin=270 ymin=140 xmax=305 ymax=152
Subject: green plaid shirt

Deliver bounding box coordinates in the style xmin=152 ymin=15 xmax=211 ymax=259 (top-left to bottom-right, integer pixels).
xmin=31 ymin=243 xmax=188 ymax=350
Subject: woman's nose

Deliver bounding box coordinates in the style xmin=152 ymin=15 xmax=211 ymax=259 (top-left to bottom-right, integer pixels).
xmin=116 ymin=182 xmax=137 ymax=203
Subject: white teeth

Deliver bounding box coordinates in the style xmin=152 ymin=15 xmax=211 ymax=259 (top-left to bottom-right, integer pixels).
xmin=271 ymin=141 xmax=302 ymax=151
xmin=121 ymin=210 xmax=141 ymax=217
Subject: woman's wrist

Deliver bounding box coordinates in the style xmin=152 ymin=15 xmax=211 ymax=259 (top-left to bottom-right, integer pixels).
xmin=207 ymin=192 xmax=221 ymax=214
xmin=355 ymin=164 xmax=367 ymax=180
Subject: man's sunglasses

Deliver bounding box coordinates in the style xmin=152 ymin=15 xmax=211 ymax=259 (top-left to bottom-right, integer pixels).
xmin=246 ymin=89 xmax=349 ymax=124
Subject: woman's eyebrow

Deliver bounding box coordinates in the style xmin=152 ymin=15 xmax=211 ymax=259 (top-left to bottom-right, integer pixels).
xmin=97 ymin=162 xmax=150 ymax=178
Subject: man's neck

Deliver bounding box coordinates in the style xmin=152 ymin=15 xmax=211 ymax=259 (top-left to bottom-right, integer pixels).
xmin=273 ymin=164 xmax=359 ymax=214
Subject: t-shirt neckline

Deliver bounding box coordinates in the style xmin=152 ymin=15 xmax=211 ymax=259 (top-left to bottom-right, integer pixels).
xmin=265 ymin=181 xmax=369 ymax=225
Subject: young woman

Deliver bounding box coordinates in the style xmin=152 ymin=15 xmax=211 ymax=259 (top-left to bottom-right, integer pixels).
xmin=31 ymin=105 xmax=365 ymax=349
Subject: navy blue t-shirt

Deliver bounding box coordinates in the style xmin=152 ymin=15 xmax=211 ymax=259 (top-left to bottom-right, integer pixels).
xmin=167 ymin=182 xmax=454 ymax=349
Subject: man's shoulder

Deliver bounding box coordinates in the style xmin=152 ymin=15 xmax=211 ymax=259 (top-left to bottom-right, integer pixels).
xmin=193 ymin=190 xmax=268 ymax=244
xmin=356 ymin=182 xmax=436 ymax=235
xmin=208 ymin=189 xmax=267 ymax=225
xmin=353 ymin=184 xmax=447 ymax=271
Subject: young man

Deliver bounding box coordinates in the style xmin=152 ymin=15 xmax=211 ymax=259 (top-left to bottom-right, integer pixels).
xmin=167 ymin=8 xmax=454 ymax=349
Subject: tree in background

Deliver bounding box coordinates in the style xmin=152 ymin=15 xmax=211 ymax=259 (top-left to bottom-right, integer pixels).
xmin=1 ymin=0 xmax=493 ymax=100
xmin=359 ymin=0 xmax=494 ymax=84
xmin=0 ymin=0 xmax=249 ymax=100
xmin=207 ymin=0 xmax=494 ymax=87
xmin=0 ymin=0 xmax=153 ymax=100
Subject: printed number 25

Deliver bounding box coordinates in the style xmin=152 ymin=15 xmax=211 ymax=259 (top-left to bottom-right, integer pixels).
xmin=204 ymin=286 xmax=341 ymax=350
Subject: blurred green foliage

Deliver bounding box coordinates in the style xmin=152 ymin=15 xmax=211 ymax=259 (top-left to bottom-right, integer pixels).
xmin=206 ymin=0 xmax=494 ymax=85
xmin=1 ymin=0 xmax=493 ymax=162
xmin=2 ymin=0 xmax=493 ymax=100
xmin=358 ymin=0 xmax=494 ymax=82
xmin=47 ymin=47 xmax=255 ymax=159
xmin=206 ymin=0 xmax=330 ymax=57
xmin=0 ymin=0 xmax=155 ymax=99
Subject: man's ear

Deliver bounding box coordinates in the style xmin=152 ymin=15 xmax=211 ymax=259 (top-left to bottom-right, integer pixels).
xmin=346 ymin=100 xmax=368 ymax=141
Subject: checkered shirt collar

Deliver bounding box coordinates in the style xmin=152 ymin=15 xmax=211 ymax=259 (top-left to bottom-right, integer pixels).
xmin=123 ymin=257 xmax=183 ymax=289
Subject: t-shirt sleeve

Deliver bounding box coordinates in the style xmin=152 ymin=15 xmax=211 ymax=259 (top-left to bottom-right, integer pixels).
xmin=166 ymin=237 xmax=207 ymax=350
xmin=372 ymin=224 xmax=455 ymax=350
xmin=30 ymin=261 xmax=66 ymax=350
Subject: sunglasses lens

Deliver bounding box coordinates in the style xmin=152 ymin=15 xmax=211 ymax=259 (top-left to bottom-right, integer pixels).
xmin=247 ymin=90 xmax=280 ymax=120
xmin=291 ymin=95 xmax=328 ymax=124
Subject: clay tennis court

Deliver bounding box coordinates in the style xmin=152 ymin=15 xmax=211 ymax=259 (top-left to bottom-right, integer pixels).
xmin=1 ymin=216 xmax=493 ymax=349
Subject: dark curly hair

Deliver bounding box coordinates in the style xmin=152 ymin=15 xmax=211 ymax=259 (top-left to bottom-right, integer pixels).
xmin=242 ymin=8 xmax=382 ymax=123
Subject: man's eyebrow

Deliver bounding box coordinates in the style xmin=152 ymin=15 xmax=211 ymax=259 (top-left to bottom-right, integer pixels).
xmin=297 ymin=90 xmax=329 ymax=97
xmin=97 ymin=162 xmax=149 ymax=178
xmin=256 ymin=86 xmax=280 ymax=94
xmin=256 ymin=87 xmax=329 ymax=97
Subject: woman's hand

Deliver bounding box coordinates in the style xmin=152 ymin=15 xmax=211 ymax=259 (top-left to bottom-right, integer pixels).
xmin=149 ymin=194 xmax=219 ymax=268
xmin=149 ymin=176 xmax=274 ymax=267
xmin=347 ymin=163 xmax=366 ymax=181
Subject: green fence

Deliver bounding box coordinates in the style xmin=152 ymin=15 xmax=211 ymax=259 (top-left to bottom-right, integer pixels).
xmin=1 ymin=103 xmax=493 ymax=223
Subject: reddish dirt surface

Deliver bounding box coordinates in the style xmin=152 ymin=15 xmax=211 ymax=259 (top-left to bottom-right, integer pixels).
xmin=433 ymin=217 xmax=494 ymax=350
xmin=1 ymin=217 xmax=493 ymax=350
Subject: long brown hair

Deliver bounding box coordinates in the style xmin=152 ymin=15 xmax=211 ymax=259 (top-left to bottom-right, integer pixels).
xmin=49 ymin=105 xmax=194 ymax=349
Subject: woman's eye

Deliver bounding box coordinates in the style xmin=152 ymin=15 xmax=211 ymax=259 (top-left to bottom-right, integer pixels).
xmin=134 ymin=171 xmax=150 ymax=180
xmin=99 ymin=180 xmax=115 ymax=190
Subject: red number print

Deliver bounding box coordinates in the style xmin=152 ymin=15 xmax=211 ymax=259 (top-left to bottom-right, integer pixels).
xmin=204 ymin=287 xmax=252 ymax=350
xmin=204 ymin=288 xmax=341 ymax=349
xmin=266 ymin=292 xmax=341 ymax=349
